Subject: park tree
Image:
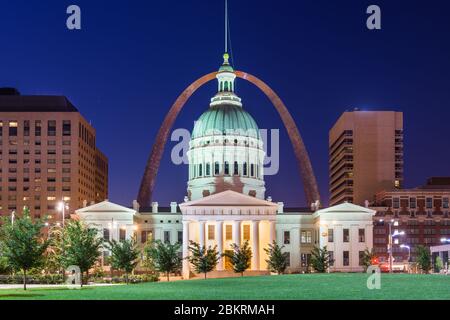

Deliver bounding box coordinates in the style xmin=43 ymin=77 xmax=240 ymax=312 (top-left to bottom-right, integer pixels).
xmin=361 ymin=248 xmax=376 ymax=271
xmin=225 ymin=241 xmax=252 ymax=277
xmin=264 ymin=241 xmax=289 ymax=275
xmin=310 ymin=246 xmax=333 ymax=273
xmin=435 ymin=256 xmax=444 ymax=273
xmin=416 ymin=245 xmax=432 ymax=274
xmin=187 ymin=241 xmax=221 ymax=279
xmin=44 ymin=226 xmax=64 ymax=275
xmin=108 ymin=237 xmax=140 ymax=284
xmin=144 ymin=240 xmax=181 ymax=281
xmin=61 ymin=220 xmax=102 ymax=285
xmin=0 ymin=207 xmax=49 ymax=290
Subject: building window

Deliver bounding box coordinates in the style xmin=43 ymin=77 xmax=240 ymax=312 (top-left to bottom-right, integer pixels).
xmin=393 ymin=197 xmax=400 ymax=209
xmin=141 ymin=230 xmax=152 ymax=244
xmin=243 ymin=225 xmax=250 ymax=241
xmin=243 ymin=162 xmax=248 ymax=176
xmin=47 ymin=120 xmax=56 ymax=136
xmin=24 ymin=120 xmax=30 ymax=136
xmin=328 ymin=229 xmax=334 ymax=242
xmin=205 ymin=163 xmax=210 ymax=176
xmin=358 ymin=229 xmax=365 ymax=242
xmin=283 ymin=231 xmax=290 ymax=245
xmin=359 ymin=251 xmax=365 ymax=266
xmin=63 ymin=120 xmax=71 ymax=136
xmin=409 ymin=197 xmax=416 ymax=209
xmin=250 ymin=164 xmax=255 ymax=177
xmin=198 ymin=164 xmax=203 ymax=177
xmin=224 ymin=161 xmax=229 ymax=175
xmin=426 ymin=197 xmax=433 ymax=209
xmin=234 ymin=161 xmax=239 ymax=175
xmin=177 ymin=231 xmax=183 ymax=244
xmin=8 ymin=121 xmax=18 ymax=136
xmin=163 ymin=231 xmax=171 ymax=244
xmin=329 ymin=251 xmax=334 ymax=266
xmin=103 ymin=228 xmax=110 ymax=241
xmin=214 ymin=162 xmax=220 ymax=175
xmin=225 ymin=225 xmax=232 ymax=240
xmin=343 ymin=229 xmax=350 ymax=242
xmin=286 ymin=252 xmax=291 ymax=267
xmin=35 ymin=121 xmax=41 ymax=136
xmin=301 ymin=230 xmax=312 ymax=244
xmin=443 ymin=198 xmax=449 ymax=209
xmin=343 ymin=251 xmax=350 ymax=266
xmin=119 ymin=228 xmax=126 ymax=241
xmin=208 ymin=225 xmax=215 ymax=240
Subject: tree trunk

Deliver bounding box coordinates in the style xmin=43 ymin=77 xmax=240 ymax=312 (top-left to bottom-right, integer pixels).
xmin=204 ymin=272 xmax=207 ymax=279
xmin=80 ymin=272 xmax=84 ymax=288
xmin=23 ymin=269 xmax=27 ymax=291
xmin=86 ymin=269 xmax=89 ymax=285
xmin=241 ymin=272 xmax=244 ymax=277
xmin=125 ymin=272 xmax=129 ymax=284
xmin=166 ymin=272 xmax=170 ymax=282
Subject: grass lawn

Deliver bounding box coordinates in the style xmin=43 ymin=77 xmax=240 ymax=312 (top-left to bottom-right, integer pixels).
xmin=0 ymin=273 xmax=449 ymax=300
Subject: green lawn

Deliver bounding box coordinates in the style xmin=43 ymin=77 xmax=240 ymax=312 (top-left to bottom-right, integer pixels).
xmin=0 ymin=273 xmax=449 ymax=300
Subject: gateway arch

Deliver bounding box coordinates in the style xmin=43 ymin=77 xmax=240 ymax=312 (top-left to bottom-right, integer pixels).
xmin=137 ymin=71 xmax=320 ymax=207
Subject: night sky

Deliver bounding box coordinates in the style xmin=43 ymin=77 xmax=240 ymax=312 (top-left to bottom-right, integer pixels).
xmin=1 ymin=0 xmax=449 ymax=207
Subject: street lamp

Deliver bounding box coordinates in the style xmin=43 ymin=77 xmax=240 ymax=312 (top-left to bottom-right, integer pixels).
xmin=382 ymin=219 xmax=405 ymax=273
xmin=400 ymin=244 xmax=411 ymax=262
xmin=441 ymin=238 xmax=450 ymax=243
xmin=58 ymin=201 xmax=69 ymax=228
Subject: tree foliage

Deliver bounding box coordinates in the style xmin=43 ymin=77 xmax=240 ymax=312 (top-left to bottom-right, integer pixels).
xmin=61 ymin=220 xmax=102 ymax=284
xmin=264 ymin=241 xmax=289 ymax=275
xmin=108 ymin=237 xmax=140 ymax=284
xmin=416 ymin=245 xmax=431 ymax=273
xmin=144 ymin=240 xmax=181 ymax=281
xmin=0 ymin=207 xmax=49 ymax=289
xmin=187 ymin=241 xmax=220 ymax=279
xmin=225 ymin=241 xmax=252 ymax=276
xmin=310 ymin=246 xmax=333 ymax=273
xmin=361 ymin=248 xmax=376 ymax=271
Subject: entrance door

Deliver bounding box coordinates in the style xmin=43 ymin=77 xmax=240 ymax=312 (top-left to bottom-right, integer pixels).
xmin=224 ymin=250 xmax=233 ymax=270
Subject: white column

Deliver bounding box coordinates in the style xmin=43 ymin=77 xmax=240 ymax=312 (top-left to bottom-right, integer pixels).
xmin=232 ymin=220 xmax=241 ymax=246
xmin=251 ymin=221 xmax=260 ymax=270
xmin=182 ymin=221 xmax=190 ymax=279
xmin=216 ymin=221 xmax=224 ymax=270
xmin=199 ymin=221 xmax=206 ymax=248
xmin=269 ymin=220 xmax=276 ymax=245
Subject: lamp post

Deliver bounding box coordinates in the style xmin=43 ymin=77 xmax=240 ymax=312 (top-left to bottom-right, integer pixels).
xmin=11 ymin=210 xmax=15 ymax=227
xmin=400 ymin=244 xmax=411 ymax=273
xmin=380 ymin=219 xmax=405 ymax=273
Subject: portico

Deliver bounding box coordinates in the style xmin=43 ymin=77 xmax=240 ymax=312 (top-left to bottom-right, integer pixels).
xmin=179 ymin=190 xmax=277 ymax=279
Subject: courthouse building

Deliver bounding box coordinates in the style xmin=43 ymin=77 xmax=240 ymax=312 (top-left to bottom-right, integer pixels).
xmin=77 ymin=54 xmax=375 ymax=278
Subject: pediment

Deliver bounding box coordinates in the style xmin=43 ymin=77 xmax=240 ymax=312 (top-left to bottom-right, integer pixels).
xmin=179 ymin=190 xmax=278 ymax=208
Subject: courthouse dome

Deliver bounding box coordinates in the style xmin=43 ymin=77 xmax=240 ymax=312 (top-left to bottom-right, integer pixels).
xmin=191 ymin=104 xmax=260 ymax=139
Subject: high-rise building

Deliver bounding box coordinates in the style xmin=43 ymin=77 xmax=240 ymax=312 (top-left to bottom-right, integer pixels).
xmin=0 ymin=88 xmax=108 ymax=221
xmin=329 ymin=110 xmax=403 ymax=206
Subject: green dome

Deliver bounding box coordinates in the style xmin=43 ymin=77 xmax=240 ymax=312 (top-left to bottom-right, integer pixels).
xmin=192 ymin=104 xmax=260 ymax=139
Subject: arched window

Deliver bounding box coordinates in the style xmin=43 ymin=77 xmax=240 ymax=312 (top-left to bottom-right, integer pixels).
xmin=214 ymin=161 xmax=220 ymax=175
xmin=199 ymin=164 xmax=203 ymax=177
xmin=243 ymin=162 xmax=248 ymax=176
xmin=193 ymin=165 xmax=196 ymax=178
xmin=250 ymin=164 xmax=255 ymax=177
xmin=206 ymin=163 xmax=211 ymax=176
xmin=224 ymin=82 xmax=229 ymax=92
xmin=234 ymin=161 xmax=239 ymax=175
xmin=224 ymin=161 xmax=229 ymax=175
xmin=256 ymin=165 xmax=259 ymax=178
xmin=220 ymin=82 xmax=223 ymax=92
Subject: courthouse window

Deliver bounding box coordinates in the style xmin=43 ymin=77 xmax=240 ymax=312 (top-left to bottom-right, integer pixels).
xmin=119 ymin=228 xmax=126 ymax=241
xmin=243 ymin=225 xmax=250 ymax=241
xmin=283 ymin=231 xmax=290 ymax=245
xmin=343 ymin=229 xmax=350 ymax=242
xmin=225 ymin=225 xmax=232 ymax=240
xmin=358 ymin=229 xmax=365 ymax=242
xmin=301 ymin=231 xmax=312 ymax=244
xmin=163 ymin=231 xmax=171 ymax=244
xmin=343 ymin=251 xmax=350 ymax=266
xmin=328 ymin=229 xmax=334 ymax=242
xmin=208 ymin=225 xmax=215 ymax=240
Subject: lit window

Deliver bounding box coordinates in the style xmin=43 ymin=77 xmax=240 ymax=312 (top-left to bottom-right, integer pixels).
xmin=47 ymin=196 xmax=56 ymax=201
xmin=283 ymin=231 xmax=290 ymax=244
xmin=225 ymin=225 xmax=232 ymax=240
xmin=208 ymin=225 xmax=215 ymax=240
xmin=243 ymin=225 xmax=250 ymax=241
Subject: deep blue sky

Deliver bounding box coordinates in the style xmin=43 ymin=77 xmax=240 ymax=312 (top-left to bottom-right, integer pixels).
xmin=1 ymin=0 xmax=449 ymax=207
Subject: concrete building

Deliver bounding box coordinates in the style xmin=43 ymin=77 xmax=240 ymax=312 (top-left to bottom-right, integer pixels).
xmin=0 ymin=88 xmax=108 ymax=221
xmin=371 ymin=177 xmax=450 ymax=263
xmin=329 ymin=110 xmax=403 ymax=206
xmin=77 ymin=54 xmax=375 ymax=278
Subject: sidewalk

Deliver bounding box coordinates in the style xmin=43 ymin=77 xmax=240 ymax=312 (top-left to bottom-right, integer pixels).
xmin=0 ymin=283 xmax=121 ymax=290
